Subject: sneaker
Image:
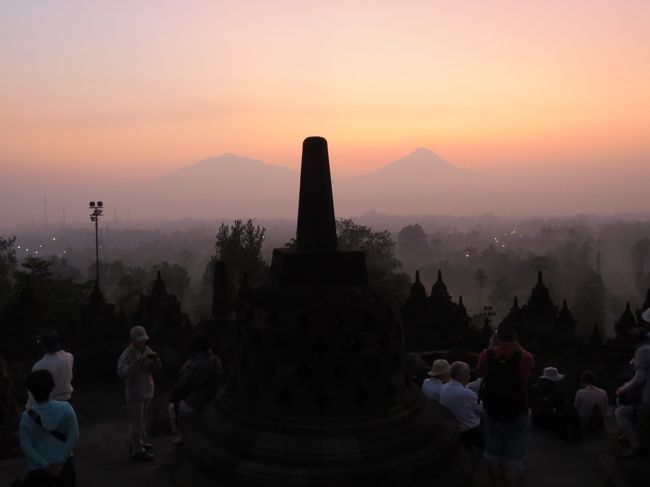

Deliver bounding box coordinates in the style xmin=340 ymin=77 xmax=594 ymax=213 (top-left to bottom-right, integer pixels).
xmin=172 ymin=436 xmax=184 ymax=446
xmin=621 ymin=447 xmax=639 ymax=458
xmin=142 ymin=443 xmax=153 ymax=451
xmin=132 ymin=450 xmax=155 ymax=461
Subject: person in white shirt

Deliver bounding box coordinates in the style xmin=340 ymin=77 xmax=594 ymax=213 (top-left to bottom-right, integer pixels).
xmin=440 ymin=361 xmax=484 ymax=449
xmin=29 ymin=331 xmax=74 ymax=406
xmin=574 ymin=371 xmax=608 ymax=431
xmin=422 ymin=359 xmax=450 ymax=402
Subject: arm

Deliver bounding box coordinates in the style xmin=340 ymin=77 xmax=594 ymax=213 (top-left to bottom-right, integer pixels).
xmin=619 ymin=368 xmax=646 ymax=394
xmin=53 ymin=404 xmax=79 ymax=463
xmin=477 ymin=350 xmax=487 ymax=378
xmin=117 ymin=349 xmax=140 ymax=379
xmin=146 ymin=347 xmax=163 ymax=372
xmin=19 ymin=417 xmax=49 ymax=469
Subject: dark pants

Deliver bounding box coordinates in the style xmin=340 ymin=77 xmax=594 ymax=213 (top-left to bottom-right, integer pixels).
xmin=24 ymin=457 xmax=75 ymax=487
xmin=460 ymin=426 xmax=484 ymax=450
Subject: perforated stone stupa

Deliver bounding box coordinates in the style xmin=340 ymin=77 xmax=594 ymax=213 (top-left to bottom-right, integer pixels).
xmin=160 ymin=137 xmax=468 ymax=487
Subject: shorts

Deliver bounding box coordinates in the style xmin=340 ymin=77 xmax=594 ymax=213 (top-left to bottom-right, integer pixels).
xmin=483 ymin=412 xmax=530 ymax=471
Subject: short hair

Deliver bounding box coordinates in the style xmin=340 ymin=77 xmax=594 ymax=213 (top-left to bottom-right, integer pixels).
xmin=581 ymin=371 xmax=596 ymax=386
xmin=38 ymin=331 xmax=61 ymax=353
xmin=449 ymin=361 xmax=470 ymax=381
xmin=187 ymin=332 xmax=212 ymax=354
xmin=26 ymin=369 xmax=55 ymax=403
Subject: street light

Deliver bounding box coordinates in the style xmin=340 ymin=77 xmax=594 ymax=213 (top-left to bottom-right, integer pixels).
xmin=89 ymin=201 xmax=104 ymax=287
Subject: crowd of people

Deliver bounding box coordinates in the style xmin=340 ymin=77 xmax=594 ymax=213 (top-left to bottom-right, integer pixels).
xmin=7 ymin=325 xmax=224 ymax=486
xmin=419 ymin=310 xmax=650 ymax=487
xmin=3 ymin=308 xmax=650 ymax=486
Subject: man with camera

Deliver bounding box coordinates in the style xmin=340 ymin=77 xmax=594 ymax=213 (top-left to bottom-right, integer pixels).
xmin=117 ymin=326 xmax=162 ymax=461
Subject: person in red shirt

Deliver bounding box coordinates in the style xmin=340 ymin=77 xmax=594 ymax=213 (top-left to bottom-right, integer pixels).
xmin=477 ymin=323 xmax=534 ymax=487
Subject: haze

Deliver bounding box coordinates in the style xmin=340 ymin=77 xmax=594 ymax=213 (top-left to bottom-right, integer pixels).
xmin=1 ymin=1 xmax=649 ymax=226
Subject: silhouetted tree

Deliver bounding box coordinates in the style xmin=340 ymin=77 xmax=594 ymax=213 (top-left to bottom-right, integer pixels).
xmin=336 ymin=219 xmax=409 ymax=298
xmin=397 ymin=224 xmax=429 ymax=264
xmin=204 ymin=219 xmax=268 ymax=293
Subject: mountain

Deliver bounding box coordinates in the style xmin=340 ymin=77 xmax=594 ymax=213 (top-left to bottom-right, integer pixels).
xmin=334 ymin=148 xmax=482 ymax=215
xmin=122 ymin=153 xmax=299 ymax=220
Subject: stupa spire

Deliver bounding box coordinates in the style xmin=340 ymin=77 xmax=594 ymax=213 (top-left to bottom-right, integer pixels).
xmin=296 ymin=137 xmax=337 ymax=251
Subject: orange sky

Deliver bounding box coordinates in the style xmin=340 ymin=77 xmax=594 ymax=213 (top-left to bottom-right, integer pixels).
xmin=1 ymin=0 xmax=649 ymax=180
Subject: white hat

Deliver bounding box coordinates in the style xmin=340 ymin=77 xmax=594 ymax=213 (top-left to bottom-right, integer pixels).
xmin=428 ymin=359 xmax=451 ymax=377
xmin=641 ymin=308 xmax=650 ymax=323
xmin=130 ymin=325 xmax=149 ymax=341
xmin=541 ymin=367 xmax=564 ymax=382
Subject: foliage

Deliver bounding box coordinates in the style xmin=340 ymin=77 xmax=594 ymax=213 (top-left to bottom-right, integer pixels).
xmin=0 ymin=236 xmax=17 ymax=300
xmin=336 ymin=219 xmax=409 ymax=298
xmin=205 ymin=219 xmax=268 ymax=290
xmin=397 ymin=224 xmax=429 ymax=263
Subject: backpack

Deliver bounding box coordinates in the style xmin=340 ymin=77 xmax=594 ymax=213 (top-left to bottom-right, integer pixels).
xmin=479 ymin=349 xmax=526 ymax=423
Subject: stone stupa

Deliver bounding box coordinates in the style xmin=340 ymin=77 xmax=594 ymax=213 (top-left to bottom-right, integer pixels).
xmin=159 ymin=137 xmax=468 ymax=486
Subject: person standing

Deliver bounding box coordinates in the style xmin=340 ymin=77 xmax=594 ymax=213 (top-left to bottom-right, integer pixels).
xmin=421 ymin=359 xmax=451 ymax=402
xmin=117 ymin=326 xmax=161 ymax=461
xmin=19 ymin=369 xmax=79 ymax=486
xmin=478 ymin=323 xmax=534 ymax=487
xmin=29 ymin=331 xmax=74 ymax=405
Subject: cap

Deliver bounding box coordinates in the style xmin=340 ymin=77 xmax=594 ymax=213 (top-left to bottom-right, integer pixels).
xmin=130 ymin=325 xmax=149 ymax=342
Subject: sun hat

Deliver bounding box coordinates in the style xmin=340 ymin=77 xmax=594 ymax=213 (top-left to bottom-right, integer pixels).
xmin=541 ymin=367 xmax=564 ymax=382
xmin=130 ymin=325 xmax=149 ymax=341
xmin=428 ymin=359 xmax=451 ymax=377
xmin=641 ymin=308 xmax=650 ymax=323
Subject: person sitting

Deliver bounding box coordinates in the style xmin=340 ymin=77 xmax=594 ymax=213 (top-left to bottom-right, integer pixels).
xmin=530 ymin=367 xmax=581 ymax=441
xmin=421 ymin=359 xmax=450 ymax=402
xmin=574 ymin=371 xmax=608 ymax=432
xmin=168 ymin=333 xmax=224 ymax=445
xmin=19 ymin=369 xmax=79 ymax=486
xmin=440 ymin=361 xmax=483 ymax=450
xmin=28 ymin=331 xmax=74 ymax=407
xmin=615 ymin=327 xmax=650 ymax=457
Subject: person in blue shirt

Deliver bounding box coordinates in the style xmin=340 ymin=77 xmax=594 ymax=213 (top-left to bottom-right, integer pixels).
xmin=19 ymin=369 xmax=79 ymax=486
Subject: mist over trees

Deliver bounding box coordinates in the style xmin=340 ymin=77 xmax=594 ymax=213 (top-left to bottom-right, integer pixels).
xmin=1 ymin=214 xmax=649 ymax=338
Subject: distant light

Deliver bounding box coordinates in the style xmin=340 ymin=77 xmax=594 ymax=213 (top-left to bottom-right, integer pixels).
xmin=63 ymin=250 xmax=67 ymax=254
xmin=52 ymin=237 xmax=56 ymax=241
xmin=502 ymin=244 xmax=506 ymax=248
xmin=17 ymin=245 xmax=21 ymax=249
xmin=39 ymin=245 xmax=42 ymax=248
xmin=35 ymin=251 xmax=38 ymax=254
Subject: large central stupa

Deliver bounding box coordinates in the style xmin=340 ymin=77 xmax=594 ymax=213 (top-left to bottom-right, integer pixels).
xmin=159 ymin=137 xmax=469 ymax=486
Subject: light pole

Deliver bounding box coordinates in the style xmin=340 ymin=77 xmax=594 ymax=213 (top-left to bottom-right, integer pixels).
xmin=482 ymin=305 xmax=496 ymax=329
xmin=89 ymin=201 xmax=104 ymax=286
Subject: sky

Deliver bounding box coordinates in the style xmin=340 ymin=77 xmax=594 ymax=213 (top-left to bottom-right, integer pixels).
xmin=1 ymin=1 xmax=649 ymax=208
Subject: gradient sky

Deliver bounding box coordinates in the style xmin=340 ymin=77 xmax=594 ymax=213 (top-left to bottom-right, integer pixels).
xmin=1 ymin=0 xmax=649 ymax=182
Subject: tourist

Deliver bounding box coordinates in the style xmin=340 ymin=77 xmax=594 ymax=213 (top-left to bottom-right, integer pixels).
xmin=28 ymin=331 xmax=74 ymax=407
xmin=615 ymin=327 xmax=650 ymax=457
xmin=19 ymin=369 xmax=79 ymax=486
xmin=439 ymin=361 xmax=483 ymax=449
xmin=168 ymin=333 xmax=224 ymax=445
xmin=530 ymin=367 xmax=581 ymax=441
xmin=117 ymin=325 xmax=162 ymax=461
xmin=421 ymin=359 xmax=450 ymax=402
xmin=477 ymin=322 xmax=534 ymax=487
xmin=574 ymin=371 xmax=608 ymax=431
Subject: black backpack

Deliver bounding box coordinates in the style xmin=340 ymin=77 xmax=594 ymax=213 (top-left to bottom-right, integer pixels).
xmin=479 ymin=349 xmax=526 ymax=423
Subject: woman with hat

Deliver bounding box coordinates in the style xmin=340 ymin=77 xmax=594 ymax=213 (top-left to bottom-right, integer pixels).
xmin=421 ymin=359 xmax=451 ymax=402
